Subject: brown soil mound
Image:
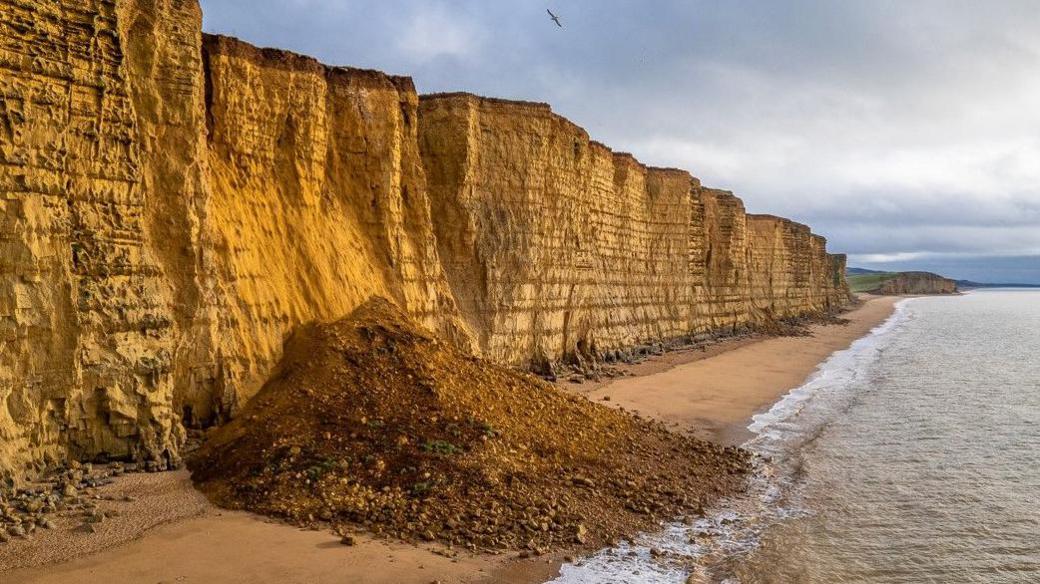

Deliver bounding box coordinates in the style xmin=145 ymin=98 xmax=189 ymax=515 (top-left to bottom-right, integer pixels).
xmin=189 ymin=298 xmax=750 ymax=553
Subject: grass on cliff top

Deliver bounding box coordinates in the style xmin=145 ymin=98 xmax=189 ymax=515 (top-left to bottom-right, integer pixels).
xmin=847 ymin=272 xmax=899 ymax=293
xmin=188 ymin=298 xmax=749 ymax=553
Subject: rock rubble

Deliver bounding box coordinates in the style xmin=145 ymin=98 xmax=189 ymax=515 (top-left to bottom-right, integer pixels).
xmin=189 ymin=299 xmax=751 ymax=553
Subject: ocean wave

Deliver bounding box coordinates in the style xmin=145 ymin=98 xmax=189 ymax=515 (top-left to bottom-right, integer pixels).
xmin=745 ymin=299 xmax=913 ymax=463
xmin=548 ymin=301 xmax=915 ymax=584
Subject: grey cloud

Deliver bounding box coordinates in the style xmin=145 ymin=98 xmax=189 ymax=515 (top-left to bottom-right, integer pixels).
xmin=199 ymin=0 xmax=1040 ymax=283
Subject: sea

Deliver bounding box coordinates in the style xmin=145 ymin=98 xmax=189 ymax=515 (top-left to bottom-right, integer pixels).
xmin=549 ymin=289 xmax=1040 ymax=583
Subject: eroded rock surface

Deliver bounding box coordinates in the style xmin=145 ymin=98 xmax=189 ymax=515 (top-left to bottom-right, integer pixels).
xmin=419 ymin=95 xmax=697 ymax=369
xmin=0 ymin=0 xmax=850 ymax=475
xmin=0 ymin=0 xmax=200 ymax=473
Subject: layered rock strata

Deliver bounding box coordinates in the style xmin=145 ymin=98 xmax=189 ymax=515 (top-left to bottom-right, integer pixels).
xmin=0 ymin=2 xmax=467 ymax=473
xmin=0 ymin=0 xmax=849 ymax=474
xmin=747 ymin=215 xmax=849 ymax=320
xmin=419 ymin=95 xmax=696 ymax=368
xmin=418 ymin=95 xmax=849 ymax=368
xmin=0 ymin=0 xmax=201 ymax=473
xmin=695 ymin=188 xmax=753 ymax=333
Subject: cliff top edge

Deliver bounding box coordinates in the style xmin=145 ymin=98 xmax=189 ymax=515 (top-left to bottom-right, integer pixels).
xmin=420 ymin=92 xmax=553 ymax=111
xmin=201 ymin=35 xmax=836 ymax=253
xmin=422 ymin=95 xmax=696 ymax=181
xmin=202 ymin=34 xmax=415 ymax=92
xmin=747 ymin=213 xmax=811 ymax=230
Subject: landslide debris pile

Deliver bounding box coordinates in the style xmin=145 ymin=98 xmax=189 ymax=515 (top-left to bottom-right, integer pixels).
xmin=189 ymin=298 xmax=750 ymax=552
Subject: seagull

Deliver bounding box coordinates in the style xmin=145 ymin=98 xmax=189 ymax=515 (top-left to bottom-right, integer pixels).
xmin=547 ymin=8 xmax=563 ymax=27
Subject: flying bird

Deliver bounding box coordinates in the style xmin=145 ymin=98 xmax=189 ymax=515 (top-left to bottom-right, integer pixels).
xmin=547 ymin=8 xmax=563 ymax=28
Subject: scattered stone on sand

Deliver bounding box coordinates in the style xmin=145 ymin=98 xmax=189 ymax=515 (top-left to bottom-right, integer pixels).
xmin=0 ymin=461 xmax=150 ymax=546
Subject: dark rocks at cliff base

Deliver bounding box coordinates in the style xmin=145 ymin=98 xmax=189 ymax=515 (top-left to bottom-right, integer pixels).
xmin=0 ymin=461 xmax=140 ymax=544
xmin=188 ymin=298 xmax=751 ymax=553
xmin=545 ymin=310 xmax=851 ymax=385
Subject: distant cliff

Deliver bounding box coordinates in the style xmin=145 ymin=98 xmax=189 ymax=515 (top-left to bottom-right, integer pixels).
xmin=0 ymin=0 xmax=849 ymax=474
xmin=847 ymin=271 xmax=958 ymax=295
xmin=877 ymin=272 xmax=958 ymax=295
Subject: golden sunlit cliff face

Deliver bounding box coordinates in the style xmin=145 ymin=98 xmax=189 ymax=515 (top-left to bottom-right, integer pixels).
xmin=0 ymin=0 xmax=206 ymax=473
xmin=0 ymin=0 xmax=848 ymax=474
xmin=418 ymin=95 xmax=849 ymax=369
xmin=419 ymin=94 xmax=696 ymax=368
xmin=199 ymin=36 xmax=472 ymax=422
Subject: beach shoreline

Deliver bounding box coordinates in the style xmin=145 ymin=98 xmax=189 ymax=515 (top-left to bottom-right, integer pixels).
xmin=574 ymin=295 xmax=900 ymax=446
xmin=3 ymin=297 xmax=898 ymax=584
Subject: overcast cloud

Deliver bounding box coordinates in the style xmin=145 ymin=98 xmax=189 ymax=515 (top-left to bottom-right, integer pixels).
xmin=199 ymin=0 xmax=1040 ymax=283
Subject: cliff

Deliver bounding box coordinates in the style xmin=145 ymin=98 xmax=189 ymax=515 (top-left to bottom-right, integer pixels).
xmin=199 ymin=35 xmax=471 ymax=419
xmin=419 ymin=94 xmax=696 ymax=369
xmin=418 ymin=95 xmax=848 ymax=368
xmin=846 ymin=270 xmax=958 ymax=295
xmin=0 ymin=0 xmax=202 ymax=472
xmin=0 ymin=0 xmax=849 ymax=475
xmin=0 ymin=0 xmax=467 ymax=473
xmin=747 ymin=215 xmax=849 ymax=320
xmin=876 ymin=272 xmax=958 ymax=295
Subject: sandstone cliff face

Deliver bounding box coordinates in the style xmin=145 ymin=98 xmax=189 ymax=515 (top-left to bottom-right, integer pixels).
xmin=747 ymin=215 xmax=849 ymax=321
xmin=199 ymin=36 xmax=469 ymax=424
xmin=694 ymin=188 xmax=752 ymax=333
xmin=0 ymin=2 xmax=467 ymax=473
xmin=0 ymin=0 xmax=205 ymax=472
xmin=876 ymin=272 xmax=957 ymax=295
xmin=419 ymin=94 xmax=695 ymax=369
xmin=0 ymin=0 xmax=849 ymax=474
xmin=418 ymin=94 xmax=850 ymax=368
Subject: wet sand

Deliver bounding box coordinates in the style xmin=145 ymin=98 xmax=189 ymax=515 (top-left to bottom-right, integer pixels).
xmin=576 ymin=295 xmax=900 ymax=445
xmin=4 ymin=296 xmax=897 ymax=584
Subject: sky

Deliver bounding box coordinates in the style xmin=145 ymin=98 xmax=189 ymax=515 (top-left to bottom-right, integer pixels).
xmin=199 ymin=0 xmax=1040 ymax=283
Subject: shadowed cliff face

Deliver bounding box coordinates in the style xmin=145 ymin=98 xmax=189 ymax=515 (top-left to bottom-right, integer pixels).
xmin=0 ymin=0 xmax=849 ymax=474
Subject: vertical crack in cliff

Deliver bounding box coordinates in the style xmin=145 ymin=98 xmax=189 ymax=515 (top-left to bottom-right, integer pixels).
xmin=202 ymin=33 xmax=216 ymax=142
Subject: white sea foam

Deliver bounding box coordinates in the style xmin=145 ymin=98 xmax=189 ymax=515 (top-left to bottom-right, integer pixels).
xmin=548 ymin=301 xmax=915 ymax=584
xmin=730 ymin=290 xmax=1040 ymax=582
xmin=745 ymin=299 xmax=913 ymax=461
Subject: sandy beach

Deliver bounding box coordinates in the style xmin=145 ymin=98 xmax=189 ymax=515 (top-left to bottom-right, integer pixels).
xmin=3 ymin=296 xmax=897 ymax=584
xmin=2 ymin=469 xmax=562 ymax=584
xmin=578 ymin=295 xmax=901 ymax=446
